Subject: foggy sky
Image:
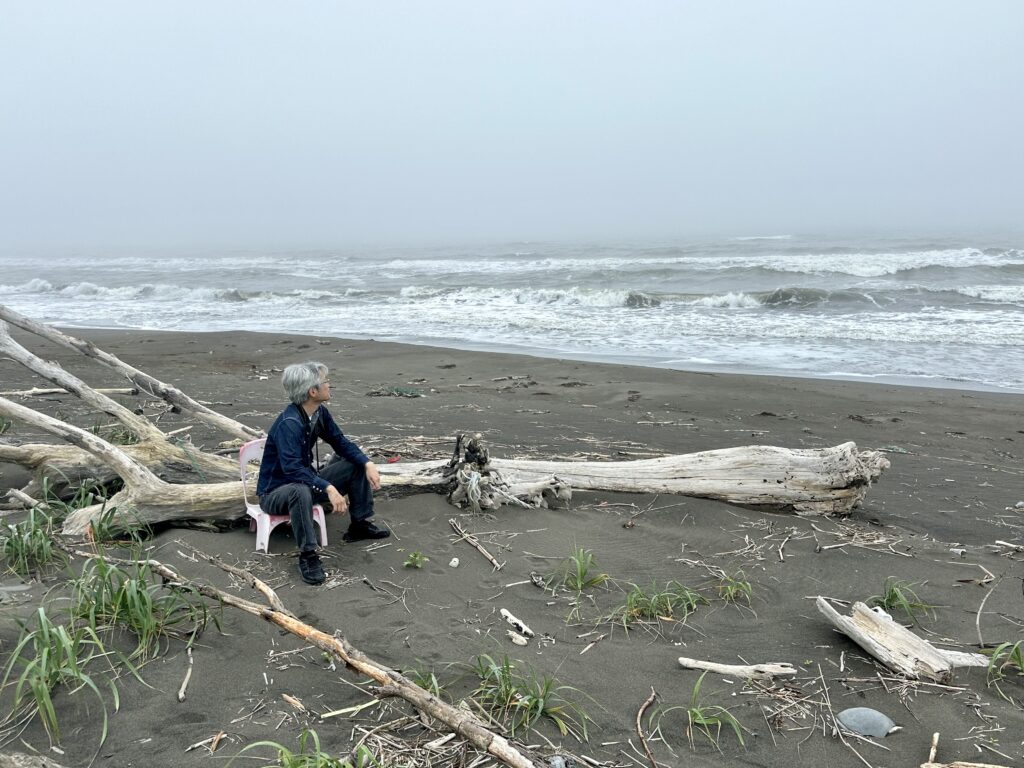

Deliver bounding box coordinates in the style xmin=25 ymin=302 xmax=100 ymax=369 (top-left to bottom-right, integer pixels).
xmin=1 ymin=2 xmax=1021 ymax=249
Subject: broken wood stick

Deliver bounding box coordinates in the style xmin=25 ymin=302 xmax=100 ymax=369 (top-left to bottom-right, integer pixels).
xmin=677 ymin=656 xmax=797 ymax=681
xmin=816 ymin=598 xmax=987 ymax=682
xmin=177 ymin=647 xmax=193 ymax=702
xmin=450 ymin=518 xmax=505 ymax=570
xmin=636 ymin=687 xmax=658 ymax=768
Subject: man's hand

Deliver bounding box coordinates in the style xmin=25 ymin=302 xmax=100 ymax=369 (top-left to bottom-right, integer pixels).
xmin=364 ymin=461 xmax=382 ymax=491
xmin=325 ymin=484 xmax=348 ymax=514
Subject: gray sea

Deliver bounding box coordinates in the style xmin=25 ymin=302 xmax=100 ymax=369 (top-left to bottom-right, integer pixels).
xmin=2 ymin=234 xmax=1022 ymax=393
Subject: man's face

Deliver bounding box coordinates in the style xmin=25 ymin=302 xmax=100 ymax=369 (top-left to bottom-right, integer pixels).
xmin=309 ymin=375 xmax=332 ymax=405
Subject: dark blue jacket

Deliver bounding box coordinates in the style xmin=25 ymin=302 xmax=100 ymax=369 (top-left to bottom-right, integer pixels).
xmin=256 ymin=403 xmax=369 ymax=497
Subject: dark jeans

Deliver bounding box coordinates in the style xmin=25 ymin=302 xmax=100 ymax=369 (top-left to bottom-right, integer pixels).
xmin=259 ymin=457 xmax=375 ymax=551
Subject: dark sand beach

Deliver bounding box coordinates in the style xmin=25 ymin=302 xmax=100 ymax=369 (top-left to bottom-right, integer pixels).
xmin=1 ymin=328 xmax=1022 ymax=767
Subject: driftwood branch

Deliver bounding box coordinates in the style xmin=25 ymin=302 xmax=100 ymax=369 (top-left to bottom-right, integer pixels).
xmin=677 ymin=656 xmax=797 ymax=681
xmin=0 ymin=304 xmax=261 ymax=441
xmin=816 ymin=598 xmax=987 ymax=682
xmin=70 ymin=548 xmax=542 ymax=768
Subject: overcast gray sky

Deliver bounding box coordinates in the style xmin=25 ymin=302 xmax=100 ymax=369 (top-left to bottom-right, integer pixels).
xmin=1 ymin=2 xmax=1021 ymax=249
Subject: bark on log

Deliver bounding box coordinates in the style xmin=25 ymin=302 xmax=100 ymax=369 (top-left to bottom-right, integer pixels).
xmin=816 ymin=598 xmax=987 ymax=682
xmin=0 ymin=304 xmax=261 ymax=441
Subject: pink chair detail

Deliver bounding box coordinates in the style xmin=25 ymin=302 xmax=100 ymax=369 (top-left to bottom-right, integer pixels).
xmin=240 ymin=438 xmax=328 ymax=553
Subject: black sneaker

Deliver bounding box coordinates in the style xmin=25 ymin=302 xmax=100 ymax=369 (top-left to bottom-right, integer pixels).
xmin=298 ymin=551 xmax=325 ymax=585
xmin=343 ymin=520 xmax=391 ymax=543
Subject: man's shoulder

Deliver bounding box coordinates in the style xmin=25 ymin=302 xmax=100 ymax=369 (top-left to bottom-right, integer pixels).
xmin=269 ymin=404 xmax=304 ymax=432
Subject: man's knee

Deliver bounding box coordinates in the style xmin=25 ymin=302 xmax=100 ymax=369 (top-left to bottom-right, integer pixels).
xmin=284 ymin=484 xmax=313 ymax=510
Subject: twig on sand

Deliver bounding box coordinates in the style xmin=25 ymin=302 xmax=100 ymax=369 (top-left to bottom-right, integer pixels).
xmin=635 ymin=687 xmax=658 ymax=768
xmin=976 ymin=585 xmax=996 ymax=648
xmin=177 ymin=647 xmax=194 ymax=702
xmin=450 ymin=518 xmax=505 ymax=570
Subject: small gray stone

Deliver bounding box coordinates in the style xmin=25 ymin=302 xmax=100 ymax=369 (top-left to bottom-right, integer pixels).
xmin=836 ymin=707 xmax=898 ymax=738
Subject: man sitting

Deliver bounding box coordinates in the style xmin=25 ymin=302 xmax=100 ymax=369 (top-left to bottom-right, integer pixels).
xmin=256 ymin=361 xmax=389 ymax=584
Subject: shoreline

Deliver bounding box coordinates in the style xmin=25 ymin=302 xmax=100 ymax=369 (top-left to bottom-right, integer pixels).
xmin=54 ymin=323 xmax=1024 ymax=396
xmin=1 ymin=326 xmax=1022 ymax=767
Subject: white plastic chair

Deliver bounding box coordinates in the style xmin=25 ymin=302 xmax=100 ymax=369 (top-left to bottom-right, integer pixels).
xmin=240 ymin=438 xmax=328 ymax=553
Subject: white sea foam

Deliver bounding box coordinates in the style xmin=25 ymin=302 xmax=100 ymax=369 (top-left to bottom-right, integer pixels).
xmin=688 ymin=292 xmax=762 ymax=308
xmin=956 ymin=285 xmax=1024 ymax=303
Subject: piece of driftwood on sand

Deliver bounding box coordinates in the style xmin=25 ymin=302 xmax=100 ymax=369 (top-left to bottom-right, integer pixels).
xmin=816 ymin=598 xmax=987 ymax=682
xmin=0 ymin=308 xmax=889 ymax=536
xmin=676 ymin=656 xmax=797 ymax=681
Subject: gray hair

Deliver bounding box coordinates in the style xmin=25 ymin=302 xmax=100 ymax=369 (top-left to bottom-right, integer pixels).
xmin=282 ymin=361 xmax=328 ymax=405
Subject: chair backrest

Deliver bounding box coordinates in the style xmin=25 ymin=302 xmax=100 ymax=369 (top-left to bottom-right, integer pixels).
xmin=239 ymin=438 xmax=267 ymax=506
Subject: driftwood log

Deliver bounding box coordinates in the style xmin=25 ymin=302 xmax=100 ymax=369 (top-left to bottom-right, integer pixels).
xmin=380 ymin=441 xmax=889 ymax=516
xmin=0 ymin=308 xmax=890 ymax=534
xmin=816 ymin=598 xmax=987 ymax=682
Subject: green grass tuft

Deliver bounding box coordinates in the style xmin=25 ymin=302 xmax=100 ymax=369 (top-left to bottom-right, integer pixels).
xmin=868 ymin=577 xmax=935 ymax=623
xmin=611 ymin=581 xmax=706 ymax=627
xmin=231 ymin=729 xmax=378 ymax=767
xmin=548 ymin=546 xmax=608 ymax=592
xmin=469 ymin=654 xmax=591 ymax=740
xmin=69 ymin=558 xmax=215 ymax=660
xmin=1 ymin=507 xmax=65 ymax=576
xmin=0 ymin=606 xmax=120 ymax=746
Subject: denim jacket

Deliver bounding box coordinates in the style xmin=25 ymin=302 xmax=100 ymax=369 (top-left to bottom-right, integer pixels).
xmin=256 ymin=403 xmax=369 ymax=497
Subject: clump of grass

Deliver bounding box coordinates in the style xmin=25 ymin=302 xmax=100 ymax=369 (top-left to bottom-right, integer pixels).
xmin=869 ymin=577 xmax=935 ymax=623
xmin=231 ymin=729 xmax=377 ymax=767
xmin=1 ymin=507 xmax=65 ymax=576
xmin=405 ymin=664 xmax=447 ymax=699
xmin=403 ymin=551 xmax=428 ymax=569
xmin=0 ymin=606 xmax=120 ymax=746
xmin=69 ymin=558 xmax=214 ymax=660
xmin=86 ymin=504 xmax=152 ymax=547
xmin=716 ymin=572 xmax=753 ymax=605
xmin=652 ymin=671 xmax=746 ymax=752
xmin=469 ymin=654 xmax=591 ymax=740
xmin=88 ymin=421 xmax=139 ymax=445
xmin=548 ymin=546 xmax=608 ymax=592
xmin=0 ymin=416 xmax=11 ymax=435
xmin=986 ymin=640 xmax=1023 ymax=700
xmin=612 ymin=581 xmax=706 ymax=627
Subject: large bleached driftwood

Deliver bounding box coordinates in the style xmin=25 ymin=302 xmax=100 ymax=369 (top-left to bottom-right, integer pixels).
xmin=816 ymin=598 xmax=987 ymax=682
xmin=381 ymin=441 xmax=889 ymax=516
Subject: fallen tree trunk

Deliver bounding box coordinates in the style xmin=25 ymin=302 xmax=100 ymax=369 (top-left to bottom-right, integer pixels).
xmin=381 ymin=441 xmax=889 ymax=516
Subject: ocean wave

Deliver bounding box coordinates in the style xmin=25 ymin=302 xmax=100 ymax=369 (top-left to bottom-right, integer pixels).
xmin=398 ymin=285 xmax=660 ymax=308
xmin=687 ymin=292 xmax=762 ymax=309
xmin=955 ymin=284 xmax=1024 ymax=303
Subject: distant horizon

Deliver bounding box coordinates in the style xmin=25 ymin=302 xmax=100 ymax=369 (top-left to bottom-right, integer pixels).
xmin=2 ymin=226 xmax=1023 ymax=257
